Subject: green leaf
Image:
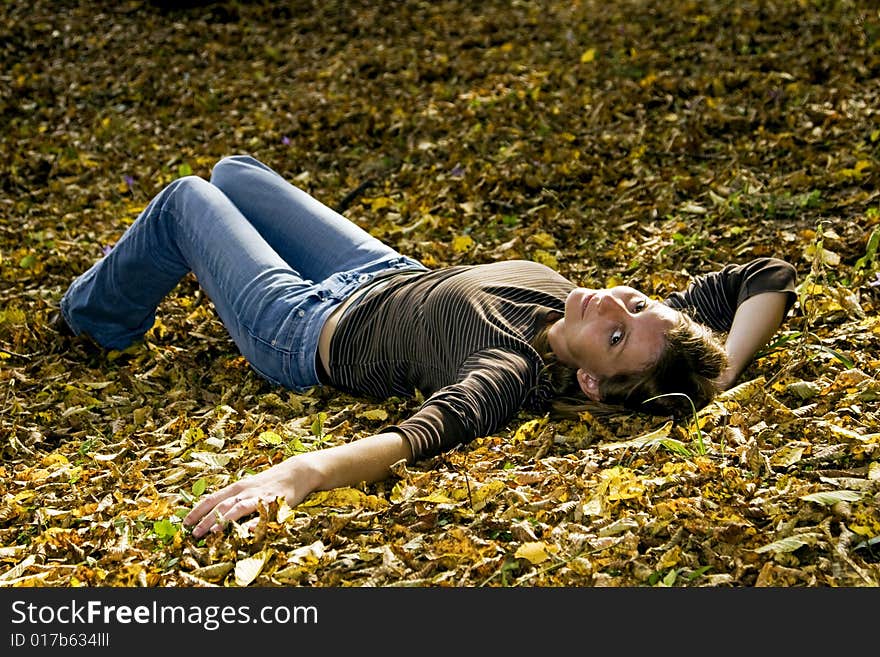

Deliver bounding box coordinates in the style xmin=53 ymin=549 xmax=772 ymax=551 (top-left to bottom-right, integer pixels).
xmin=812 ymin=344 xmax=854 ymax=369
xmin=285 ymin=436 xmax=309 ymax=455
xmin=659 ymin=438 xmax=692 ymax=458
xmin=662 ymin=569 xmax=678 ymax=586
xmin=153 ymin=518 xmax=178 ymax=541
xmin=192 ymin=477 xmax=207 ymax=498
xmin=686 ymin=565 xmax=712 ymax=581
xmin=259 ymin=430 xmax=283 ymax=446
xmin=311 ymin=411 xmax=327 ymax=439
xmin=178 ymin=162 xmax=193 ymax=177
xmin=854 ymin=227 xmax=879 ymax=272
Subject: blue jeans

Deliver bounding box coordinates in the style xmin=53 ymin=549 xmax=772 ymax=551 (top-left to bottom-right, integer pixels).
xmin=60 ymin=155 xmax=427 ymax=389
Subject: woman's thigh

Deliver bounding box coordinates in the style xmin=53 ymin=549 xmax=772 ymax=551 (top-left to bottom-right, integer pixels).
xmin=209 ymin=155 xmax=407 ymax=282
xmin=160 ymin=177 xmax=334 ymax=387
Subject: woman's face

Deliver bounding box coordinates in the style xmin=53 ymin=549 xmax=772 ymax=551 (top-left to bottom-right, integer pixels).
xmin=548 ymin=285 xmax=678 ymax=399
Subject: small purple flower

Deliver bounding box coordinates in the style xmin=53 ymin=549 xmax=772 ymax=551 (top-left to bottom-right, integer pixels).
xmin=869 ymin=272 xmax=880 ymax=288
xmin=124 ymin=175 xmax=135 ymax=191
xmin=450 ymin=164 xmax=465 ymax=178
xmin=102 ymin=244 xmax=113 ymax=256
xmin=282 ymin=136 xmax=291 ymax=146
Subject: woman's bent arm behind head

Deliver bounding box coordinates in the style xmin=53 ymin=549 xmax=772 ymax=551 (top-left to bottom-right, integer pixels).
xmin=713 ymin=291 xmax=791 ymax=390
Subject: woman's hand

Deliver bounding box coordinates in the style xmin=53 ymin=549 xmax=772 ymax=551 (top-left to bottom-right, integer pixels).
xmin=183 ymin=431 xmax=412 ymax=538
xmin=184 ymin=456 xmax=319 ymax=538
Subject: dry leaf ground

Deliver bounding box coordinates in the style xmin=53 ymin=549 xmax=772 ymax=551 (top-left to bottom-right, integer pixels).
xmin=1 ymin=0 xmax=879 ymax=587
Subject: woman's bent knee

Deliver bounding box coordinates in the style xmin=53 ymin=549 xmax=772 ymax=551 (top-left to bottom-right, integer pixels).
xmin=171 ymin=175 xmax=214 ymax=197
xmin=210 ymin=154 xmax=264 ymax=187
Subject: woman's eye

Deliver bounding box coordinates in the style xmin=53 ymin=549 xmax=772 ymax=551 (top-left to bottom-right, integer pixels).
xmin=633 ymin=300 xmax=646 ymax=312
xmin=610 ymin=328 xmax=623 ymax=346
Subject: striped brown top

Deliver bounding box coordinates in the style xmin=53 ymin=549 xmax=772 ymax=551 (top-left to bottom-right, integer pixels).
xmin=329 ymin=257 xmax=796 ymax=459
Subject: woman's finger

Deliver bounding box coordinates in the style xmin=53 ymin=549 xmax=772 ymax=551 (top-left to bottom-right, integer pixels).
xmin=190 ymin=502 xmax=229 ymax=538
xmin=189 ymin=492 xmax=264 ymax=538
xmin=184 ymin=481 xmax=243 ymax=528
xmin=223 ymin=495 xmax=259 ymax=525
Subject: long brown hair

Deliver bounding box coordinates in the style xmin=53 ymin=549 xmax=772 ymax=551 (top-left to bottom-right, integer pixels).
xmin=532 ymin=309 xmax=728 ymax=419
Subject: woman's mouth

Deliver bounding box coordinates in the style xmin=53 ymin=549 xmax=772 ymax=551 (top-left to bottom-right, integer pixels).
xmin=581 ymin=292 xmax=593 ymax=319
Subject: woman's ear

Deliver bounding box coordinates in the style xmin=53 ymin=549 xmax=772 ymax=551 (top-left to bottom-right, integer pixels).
xmin=577 ymin=369 xmax=601 ymax=401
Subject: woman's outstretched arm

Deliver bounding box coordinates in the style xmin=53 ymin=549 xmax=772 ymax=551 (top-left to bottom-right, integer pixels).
xmin=714 ymin=291 xmax=791 ymax=390
xmin=184 ymin=431 xmax=412 ymax=538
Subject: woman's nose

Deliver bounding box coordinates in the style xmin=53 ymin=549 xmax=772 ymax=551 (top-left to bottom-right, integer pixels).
xmin=595 ymin=292 xmax=624 ymax=316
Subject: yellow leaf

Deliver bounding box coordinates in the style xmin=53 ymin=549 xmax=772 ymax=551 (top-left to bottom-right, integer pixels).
xmin=0 ymin=555 xmax=37 ymax=583
xmin=800 ymin=489 xmax=861 ymax=505
xmin=302 ymin=487 xmax=389 ymax=511
xmin=234 ymin=550 xmax=271 ymax=587
xmin=600 ymin=420 xmax=673 ymax=452
xmin=590 ymin=466 xmax=645 ymax=507
xmin=531 ymin=249 xmax=558 ymax=269
xmin=276 ymin=499 xmax=295 ymax=524
xmin=358 ymin=408 xmax=388 ymax=421
xmin=452 ymin=235 xmax=474 ymax=252
xmin=40 ymin=453 xmax=69 ymax=466
xmin=286 ymin=540 xmax=326 ymax=565
xmin=515 ymin=541 xmax=555 ymax=564
xmin=582 ymin=495 xmax=603 ymax=517
xmin=640 ymin=72 xmax=658 ymax=88
xmin=530 ymin=231 xmax=557 ymax=249
xmin=191 ymin=562 xmax=234 ymax=583
xmin=580 ymin=48 xmax=596 ymax=63
xmin=368 ymin=196 xmax=394 ymax=211
xmin=786 ymin=381 xmax=821 ymax=399
xmin=718 ymin=376 xmax=766 ymax=402
xmin=849 ymin=524 xmax=878 ymax=537
xmin=603 ymin=467 xmax=645 ymax=501
xmin=802 ymin=243 xmax=841 ymax=266
xmin=769 ymin=442 xmax=807 ymax=467
xmin=472 ymin=480 xmax=506 ymax=511
xmin=189 ymin=451 xmax=233 ymax=468
xmin=512 ymin=417 xmax=547 ymax=443
xmin=414 ymin=491 xmax=458 ymax=505
xmin=754 ymin=533 xmax=820 ymax=554
xmin=273 ymin=565 xmax=310 ymax=584
xmin=658 ymin=545 xmax=683 ymax=569
xmin=390 ymin=481 xmax=417 ymax=503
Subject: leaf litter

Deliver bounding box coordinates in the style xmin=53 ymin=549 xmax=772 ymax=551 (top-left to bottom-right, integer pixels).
xmin=1 ymin=0 xmax=879 ymax=587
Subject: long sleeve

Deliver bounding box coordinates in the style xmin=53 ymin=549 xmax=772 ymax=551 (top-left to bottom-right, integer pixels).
xmin=382 ymin=348 xmax=536 ymax=459
xmin=663 ymin=257 xmax=797 ymax=333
